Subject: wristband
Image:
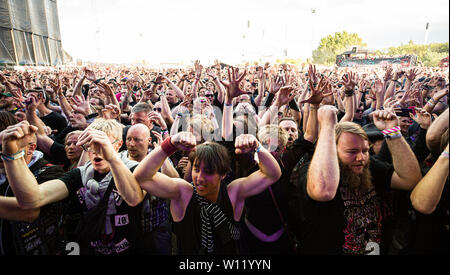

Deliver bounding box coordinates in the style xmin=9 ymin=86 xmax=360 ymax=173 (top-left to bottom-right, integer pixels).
xmin=224 ymin=103 xmax=233 ymax=107
xmin=382 ymin=126 xmax=402 ymax=139
xmin=1 ymin=150 xmax=25 ymax=161
xmin=441 ymin=150 xmax=449 ymax=159
xmin=429 ymin=98 xmax=438 ymax=104
xmin=161 ymin=137 xmax=178 ymax=156
xmin=344 ymin=89 xmax=355 ymax=96
xmin=255 ymin=142 xmax=263 ymax=153
xmin=162 ymin=130 xmax=169 ymax=136
xmin=382 ymin=126 xmax=401 ymax=135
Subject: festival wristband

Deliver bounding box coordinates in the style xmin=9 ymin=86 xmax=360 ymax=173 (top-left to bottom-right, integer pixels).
xmin=161 ymin=137 xmax=178 ymax=156
xmin=382 ymin=126 xmax=402 ymax=139
xmin=1 ymin=150 xmax=25 ymax=161
xmin=441 ymin=150 xmax=449 ymax=159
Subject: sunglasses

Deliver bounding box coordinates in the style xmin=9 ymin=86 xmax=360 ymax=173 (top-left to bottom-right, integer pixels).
xmin=205 ymin=94 xmax=214 ymax=98
xmin=153 ymin=108 xmax=162 ymax=112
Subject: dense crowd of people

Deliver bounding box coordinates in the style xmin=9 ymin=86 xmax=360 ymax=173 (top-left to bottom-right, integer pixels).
xmin=0 ymin=60 xmax=448 ymax=255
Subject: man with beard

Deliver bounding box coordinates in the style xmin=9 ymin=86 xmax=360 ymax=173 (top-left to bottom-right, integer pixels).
xmin=295 ymin=105 xmax=422 ymax=255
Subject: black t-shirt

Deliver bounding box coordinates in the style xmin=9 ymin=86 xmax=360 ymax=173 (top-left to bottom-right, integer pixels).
xmin=295 ymin=156 xmax=394 ymax=255
xmin=41 ymin=111 xmax=68 ymax=134
xmin=0 ymin=158 xmax=66 ymax=255
xmin=58 ymin=165 xmax=150 ymax=255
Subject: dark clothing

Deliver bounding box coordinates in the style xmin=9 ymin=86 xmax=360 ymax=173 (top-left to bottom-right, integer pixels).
xmin=241 ymin=135 xmax=315 ymax=254
xmin=0 ymin=158 xmax=66 ymax=255
xmin=408 ymin=169 xmax=449 ymax=254
xmin=173 ymin=182 xmax=242 ymax=255
xmin=58 ymin=165 xmax=151 ymax=255
xmin=48 ymin=141 xmax=72 ymax=171
xmin=52 ymin=125 xmax=78 ymax=145
xmin=295 ymin=156 xmax=394 ymax=255
xmin=41 ymin=111 xmax=68 ymax=134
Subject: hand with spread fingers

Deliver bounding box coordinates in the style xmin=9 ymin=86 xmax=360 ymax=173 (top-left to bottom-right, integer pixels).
xmin=300 ymin=76 xmax=332 ymax=105
xmin=410 ymin=108 xmax=432 ymax=129
xmin=220 ymin=67 xmax=248 ymax=100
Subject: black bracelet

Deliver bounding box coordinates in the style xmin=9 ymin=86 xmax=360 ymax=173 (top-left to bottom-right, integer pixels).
xmin=85 ymin=113 xmax=99 ymax=120
xmin=344 ymin=89 xmax=355 ymax=96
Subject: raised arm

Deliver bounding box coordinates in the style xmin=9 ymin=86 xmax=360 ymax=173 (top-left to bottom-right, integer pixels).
xmin=134 ymin=132 xmax=196 ymax=222
xmin=306 ymin=105 xmax=340 ymax=202
xmin=76 ymin=128 xmax=144 ymax=207
xmin=2 ymin=121 xmax=69 ymax=209
xmin=410 ymin=144 xmax=449 ymax=214
xmin=426 ymin=108 xmax=449 ymax=154
xmin=372 ymin=110 xmax=422 ymax=190
xmin=227 ymin=134 xmax=281 ymax=218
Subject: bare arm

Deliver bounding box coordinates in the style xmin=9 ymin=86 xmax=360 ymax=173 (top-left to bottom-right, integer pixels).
xmin=410 ymin=144 xmax=449 ymax=214
xmin=0 ymin=197 xmax=40 ymax=222
xmin=372 ymin=110 xmax=422 ymax=190
xmin=306 ymin=106 xmax=340 ymax=202
xmin=426 ymin=108 xmax=449 ymax=154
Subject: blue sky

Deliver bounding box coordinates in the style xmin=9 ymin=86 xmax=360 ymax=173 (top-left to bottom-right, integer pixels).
xmin=57 ymin=0 xmax=449 ymax=65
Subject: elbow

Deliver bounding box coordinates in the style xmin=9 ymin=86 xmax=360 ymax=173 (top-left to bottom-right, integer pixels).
xmin=410 ymin=193 xmax=437 ymax=215
xmin=23 ymin=208 xmax=41 ymax=223
xmin=307 ymin=179 xmax=338 ymax=202
xmin=17 ymin=200 xmax=40 ymax=211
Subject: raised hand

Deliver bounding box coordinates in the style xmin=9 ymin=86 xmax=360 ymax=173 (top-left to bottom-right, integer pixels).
xmin=76 ymin=128 xmax=118 ymax=161
xmin=148 ymin=111 xmax=168 ymax=130
xmin=317 ymin=105 xmax=338 ymax=127
xmin=220 ymin=67 xmax=247 ymax=99
xmin=300 ymin=76 xmax=332 ymax=105
xmin=84 ymin=68 xmax=97 ymax=82
xmin=406 ymin=68 xmax=420 ymax=81
xmin=72 ymin=94 xmax=91 ymax=116
xmin=410 ymin=108 xmax=432 ymax=129
xmin=101 ymin=104 xmax=121 ymax=120
xmin=235 ymin=134 xmax=259 ymax=155
xmin=151 ymin=130 xmax=163 ymax=148
xmin=1 ymin=121 xmax=38 ymax=155
xmin=341 ymin=71 xmax=358 ymax=91
xmin=372 ymin=110 xmax=400 ymax=131
xmin=274 ymin=86 xmax=295 ymax=107
xmin=170 ymin=132 xmax=197 ymax=151
xmin=269 ymin=75 xmax=285 ymax=95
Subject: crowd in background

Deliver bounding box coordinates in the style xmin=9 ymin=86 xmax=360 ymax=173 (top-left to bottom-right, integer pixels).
xmin=0 ymin=60 xmax=448 ymax=255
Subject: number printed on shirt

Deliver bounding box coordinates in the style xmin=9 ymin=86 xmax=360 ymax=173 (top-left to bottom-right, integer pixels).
xmin=115 ymin=214 xmax=129 ymax=227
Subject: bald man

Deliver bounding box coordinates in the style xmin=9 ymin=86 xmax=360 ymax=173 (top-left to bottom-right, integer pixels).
xmin=126 ymin=124 xmax=152 ymax=162
xmin=124 ymin=123 xmax=178 ymax=255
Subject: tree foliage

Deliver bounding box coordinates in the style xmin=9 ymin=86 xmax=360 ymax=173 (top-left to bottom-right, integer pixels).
xmin=376 ymin=41 xmax=449 ymax=67
xmin=312 ymin=31 xmax=367 ymax=65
